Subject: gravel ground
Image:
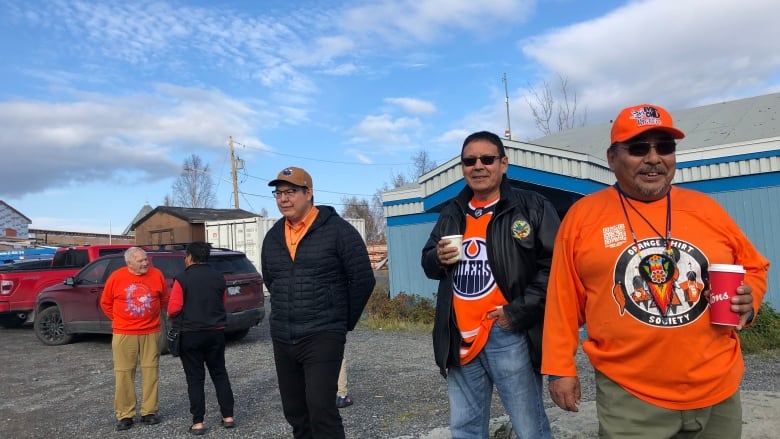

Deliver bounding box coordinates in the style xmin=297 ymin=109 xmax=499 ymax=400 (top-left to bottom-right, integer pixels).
xmin=1 ymin=307 xmax=779 ymax=438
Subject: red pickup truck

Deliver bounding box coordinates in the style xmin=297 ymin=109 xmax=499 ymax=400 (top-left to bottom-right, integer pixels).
xmin=0 ymin=244 xmax=133 ymax=328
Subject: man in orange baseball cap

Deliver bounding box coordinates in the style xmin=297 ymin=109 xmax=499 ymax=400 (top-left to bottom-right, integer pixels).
xmin=543 ymin=104 xmax=769 ymax=437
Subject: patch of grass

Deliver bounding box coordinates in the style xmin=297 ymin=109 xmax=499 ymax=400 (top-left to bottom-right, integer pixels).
xmin=739 ymin=302 xmax=780 ymax=354
xmin=361 ymin=285 xmax=434 ymax=331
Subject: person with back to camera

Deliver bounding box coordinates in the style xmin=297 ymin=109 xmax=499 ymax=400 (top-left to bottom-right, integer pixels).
xmin=261 ymin=166 xmax=375 ymax=439
xmin=101 ymin=246 xmax=168 ymax=431
xmin=542 ymin=103 xmax=770 ymax=438
xmin=167 ymin=241 xmax=235 ymax=435
xmin=421 ymin=131 xmax=559 ymax=438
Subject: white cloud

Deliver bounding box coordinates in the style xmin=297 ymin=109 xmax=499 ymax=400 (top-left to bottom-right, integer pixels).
xmin=385 ymin=97 xmax=437 ymax=114
xmin=341 ymin=0 xmax=534 ymax=45
xmin=520 ymin=0 xmax=780 ymax=119
xmin=0 ymin=84 xmax=273 ymax=198
xmin=349 ymin=114 xmax=423 ymax=146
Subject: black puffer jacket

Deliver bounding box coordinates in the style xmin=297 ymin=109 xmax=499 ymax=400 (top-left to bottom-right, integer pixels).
xmin=421 ymin=178 xmax=560 ymax=376
xmin=261 ymin=206 xmax=376 ymax=344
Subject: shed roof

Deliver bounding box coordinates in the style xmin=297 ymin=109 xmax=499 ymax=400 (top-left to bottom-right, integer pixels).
xmin=530 ymin=92 xmax=780 ymax=157
xmin=131 ymin=206 xmax=258 ymax=230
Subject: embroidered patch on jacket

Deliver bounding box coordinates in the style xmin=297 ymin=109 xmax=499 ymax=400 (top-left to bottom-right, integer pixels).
xmin=511 ymin=220 xmax=531 ymax=240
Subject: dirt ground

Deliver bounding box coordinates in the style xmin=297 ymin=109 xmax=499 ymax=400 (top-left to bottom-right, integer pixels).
xmin=0 ymin=305 xmax=458 ymax=439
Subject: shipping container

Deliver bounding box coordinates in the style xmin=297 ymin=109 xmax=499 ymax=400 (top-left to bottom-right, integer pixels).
xmin=204 ymin=216 xmax=366 ymax=275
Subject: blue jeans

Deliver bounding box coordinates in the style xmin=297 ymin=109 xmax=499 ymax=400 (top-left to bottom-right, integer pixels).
xmin=448 ymin=324 xmax=552 ymax=439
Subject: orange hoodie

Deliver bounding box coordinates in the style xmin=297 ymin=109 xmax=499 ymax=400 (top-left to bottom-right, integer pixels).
xmin=100 ymin=266 xmax=169 ymax=335
xmin=542 ymin=186 xmax=769 ymax=410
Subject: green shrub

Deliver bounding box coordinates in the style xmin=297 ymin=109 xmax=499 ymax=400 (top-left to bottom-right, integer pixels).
xmin=362 ymin=286 xmax=435 ymax=331
xmin=739 ymin=302 xmax=780 ymax=354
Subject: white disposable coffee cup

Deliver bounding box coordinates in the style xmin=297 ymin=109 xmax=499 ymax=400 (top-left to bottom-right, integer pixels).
xmin=441 ymin=235 xmax=463 ymax=261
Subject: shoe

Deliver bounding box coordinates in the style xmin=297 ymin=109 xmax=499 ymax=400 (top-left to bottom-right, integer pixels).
xmin=221 ymin=419 xmax=235 ymax=428
xmin=115 ymin=418 xmax=134 ymax=431
xmin=189 ymin=425 xmax=207 ymax=435
xmin=336 ymin=395 xmax=353 ymax=408
xmin=141 ymin=414 xmax=160 ymax=425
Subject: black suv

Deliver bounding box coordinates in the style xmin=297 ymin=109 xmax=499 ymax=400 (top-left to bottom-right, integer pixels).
xmin=34 ymin=249 xmax=264 ymax=350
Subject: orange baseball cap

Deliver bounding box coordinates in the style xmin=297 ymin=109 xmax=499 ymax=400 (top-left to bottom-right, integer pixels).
xmin=610 ymin=104 xmax=685 ymax=144
xmin=268 ymin=166 xmax=313 ymax=188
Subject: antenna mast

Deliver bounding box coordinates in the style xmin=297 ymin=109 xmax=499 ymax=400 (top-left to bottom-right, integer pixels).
xmin=503 ymin=73 xmax=512 ymax=139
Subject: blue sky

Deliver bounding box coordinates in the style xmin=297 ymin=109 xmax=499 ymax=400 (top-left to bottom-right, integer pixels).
xmin=1 ymin=0 xmax=779 ymax=234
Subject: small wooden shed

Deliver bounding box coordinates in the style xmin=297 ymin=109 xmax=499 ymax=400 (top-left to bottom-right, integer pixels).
xmin=131 ymin=206 xmax=257 ymax=246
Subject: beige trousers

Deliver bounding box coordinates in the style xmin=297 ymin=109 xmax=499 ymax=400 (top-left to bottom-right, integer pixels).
xmin=337 ymin=357 xmax=348 ymax=397
xmin=111 ymin=332 xmax=160 ymax=420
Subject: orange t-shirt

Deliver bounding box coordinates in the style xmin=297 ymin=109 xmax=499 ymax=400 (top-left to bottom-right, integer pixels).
xmin=542 ymin=186 xmax=769 ymax=410
xmin=100 ymin=266 xmax=168 ymax=335
xmin=453 ymin=197 xmax=509 ymax=364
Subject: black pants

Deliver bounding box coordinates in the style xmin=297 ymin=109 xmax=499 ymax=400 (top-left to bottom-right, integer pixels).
xmin=179 ymin=330 xmax=234 ymax=424
xmin=273 ymin=332 xmax=346 ymax=439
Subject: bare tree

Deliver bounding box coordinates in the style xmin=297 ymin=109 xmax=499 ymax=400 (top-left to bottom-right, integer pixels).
xmin=367 ymin=150 xmax=437 ymax=242
xmin=171 ymin=154 xmax=217 ymax=208
xmin=341 ymin=196 xmax=382 ymax=242
xmin=410 ymin=150 xmax=437 ymax=179
xmin=526 ymin=74 xmax=587 ymax=136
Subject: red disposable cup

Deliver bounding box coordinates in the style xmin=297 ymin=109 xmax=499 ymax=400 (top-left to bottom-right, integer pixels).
xmin=708 ymin=264 xmax=745 ymax=326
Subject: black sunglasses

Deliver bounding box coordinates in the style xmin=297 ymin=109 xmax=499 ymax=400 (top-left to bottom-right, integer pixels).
xmin=615 ymin=140 xmax=676 ymax=157
xmin=461 ymin=155 xmax=502 ymax=166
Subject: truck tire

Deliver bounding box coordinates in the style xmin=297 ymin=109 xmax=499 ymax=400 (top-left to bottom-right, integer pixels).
xmin=34 ymin=306 xmax=74 ymax=346
xmin=0 ymin=315 xmax=27 ymax=328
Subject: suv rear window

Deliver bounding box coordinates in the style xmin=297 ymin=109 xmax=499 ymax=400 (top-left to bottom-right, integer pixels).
xmin=150 ymin=256 xmax=186 ymax=279
xmin=209 ymin=254 xmax=258 ymax=275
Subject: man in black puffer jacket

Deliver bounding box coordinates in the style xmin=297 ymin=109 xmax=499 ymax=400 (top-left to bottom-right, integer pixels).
xmin=421 ymin=131 xmax=559 ymax=439
xmin=262 ymin=166 xmax=375 ymax=439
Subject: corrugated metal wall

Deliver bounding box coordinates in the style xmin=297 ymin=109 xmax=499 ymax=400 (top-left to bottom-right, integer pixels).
xmin=386 ymin=222 xmax=439 ymax=298
xmin=708 ymin=186 xmax=779 ymax=311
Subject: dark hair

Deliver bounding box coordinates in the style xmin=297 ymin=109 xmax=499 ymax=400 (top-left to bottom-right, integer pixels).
xmin=461 ymin=131 xmax=506 ymax=158
xmin=186 ymin=241 xmax=211 ymax=263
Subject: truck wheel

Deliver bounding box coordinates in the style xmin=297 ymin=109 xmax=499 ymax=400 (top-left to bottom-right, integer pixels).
xmin=226 ymin=328 xmax=250 ymax=341
xmin=0 ymin=315 xmax=26 ymax=328
xmin=34 ymin=306 xmax=74 ymax=346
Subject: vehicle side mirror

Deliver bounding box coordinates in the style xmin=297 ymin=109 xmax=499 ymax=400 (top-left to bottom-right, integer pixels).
xmin=64 ymin=277 xmax=75 ymax=286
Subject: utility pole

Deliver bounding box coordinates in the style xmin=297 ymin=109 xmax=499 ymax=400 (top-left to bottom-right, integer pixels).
xmin=229 ymin=136 xmax=239 ymax=209
xmin=503 ymin=73 xmax=512 ymax=139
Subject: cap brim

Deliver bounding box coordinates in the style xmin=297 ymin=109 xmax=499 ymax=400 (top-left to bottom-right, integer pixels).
xmin=614 ymin=126 xmax=686 ymax=143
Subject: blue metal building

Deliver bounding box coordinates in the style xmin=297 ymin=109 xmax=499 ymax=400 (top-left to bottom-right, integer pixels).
xmin=382 ymin=93 xmax=780 ymax=310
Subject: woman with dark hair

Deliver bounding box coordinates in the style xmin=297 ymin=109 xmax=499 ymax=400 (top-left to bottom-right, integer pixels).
xmin=168 ymin=242 xmax=235 ymax=435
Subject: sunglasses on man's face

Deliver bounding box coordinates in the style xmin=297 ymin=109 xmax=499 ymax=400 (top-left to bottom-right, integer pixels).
xmin=461 ymin=155 xmax=501 ymax=166
xmin=615 ymin=140 xmax=676 ymax=157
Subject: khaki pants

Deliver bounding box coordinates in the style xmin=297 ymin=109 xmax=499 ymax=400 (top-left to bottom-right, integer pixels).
xmin=112 ymin=333 xmax=160 ymax=420
xmin=595 ymin=371 xmax=741 ymax=439
xmin=337 ymin=358 xmax=348 ymax=397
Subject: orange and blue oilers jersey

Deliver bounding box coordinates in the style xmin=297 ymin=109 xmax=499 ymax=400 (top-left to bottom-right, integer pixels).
xmin=452 ymin=197 xmax=509 ymax=364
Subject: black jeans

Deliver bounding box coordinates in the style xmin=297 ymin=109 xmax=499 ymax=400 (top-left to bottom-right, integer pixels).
xmin=179 ymin=330 xmax=234 ymax=424
xmin=273 ymin=332 xmax=346 ymax=439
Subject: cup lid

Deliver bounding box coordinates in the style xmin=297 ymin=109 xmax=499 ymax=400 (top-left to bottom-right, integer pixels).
xmin=709 ymin=263 xmax=745 ymax=273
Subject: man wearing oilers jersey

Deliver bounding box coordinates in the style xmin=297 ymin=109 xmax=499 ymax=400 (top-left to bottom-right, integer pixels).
xmin=421 ymin=130 xmax=560 ymax=439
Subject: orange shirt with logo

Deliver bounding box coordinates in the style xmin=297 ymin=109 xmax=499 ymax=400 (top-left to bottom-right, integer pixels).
xmin=542 ymin=186 xmax=769 ymax=410
xmin=101 ymin=266 xmax=168 ymax=335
